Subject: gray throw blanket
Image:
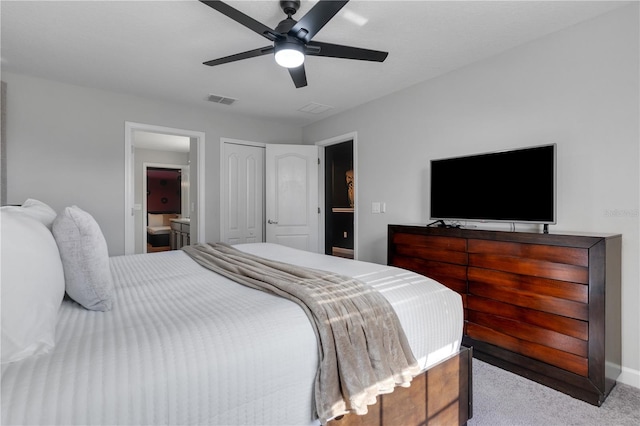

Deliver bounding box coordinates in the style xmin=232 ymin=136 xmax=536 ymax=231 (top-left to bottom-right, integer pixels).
xmin=182 ymin=243 xmax=420 ymax=424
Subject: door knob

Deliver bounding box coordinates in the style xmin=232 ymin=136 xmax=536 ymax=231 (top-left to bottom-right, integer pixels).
xmin=267 ymin=219 xmax=279 ymax=224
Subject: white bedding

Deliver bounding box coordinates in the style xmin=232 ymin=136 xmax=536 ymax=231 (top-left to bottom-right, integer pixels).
xmin=146 ymin=225 xmax=171 ymax=235
xmin=1 ymin=243 xmax=463 ymax=425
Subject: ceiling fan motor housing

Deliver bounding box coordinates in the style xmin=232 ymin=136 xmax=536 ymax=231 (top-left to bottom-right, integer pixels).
xmin=280 ymin=0 xmax=300 ymax=17
xmin=275 ymin=17 xmax=297 ymax=34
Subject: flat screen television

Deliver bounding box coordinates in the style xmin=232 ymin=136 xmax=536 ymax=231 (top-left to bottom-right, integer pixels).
xmin=430 ymin=144 xmax=556 ymax=224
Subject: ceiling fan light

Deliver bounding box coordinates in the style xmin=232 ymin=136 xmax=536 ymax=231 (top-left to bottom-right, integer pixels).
xmin=274 ymin=43 xmax=305 ymax=68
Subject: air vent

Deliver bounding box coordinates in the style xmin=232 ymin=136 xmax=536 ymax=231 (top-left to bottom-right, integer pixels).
xmin=298 ymin=102 xmax=334 ymax=114
xmin=207 ymin=94 xmax=237 ymax=106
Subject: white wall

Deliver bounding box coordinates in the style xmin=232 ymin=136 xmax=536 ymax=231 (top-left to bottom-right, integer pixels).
xmin=3 ymin=72 xmax=302 ymax=254
xmin=303 ymin=5 xmax=640 ymax=387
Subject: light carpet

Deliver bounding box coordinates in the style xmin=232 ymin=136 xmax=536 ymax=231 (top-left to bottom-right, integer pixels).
xmin=468 ymin=359 xmax=640 ymax=426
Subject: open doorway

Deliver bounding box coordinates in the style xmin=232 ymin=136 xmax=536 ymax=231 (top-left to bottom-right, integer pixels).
xmin=124 ymin=122 xmax=205 ymax=255
xmin=324 ymin=140 xmax=354 ymax=258
xmin=134 ymin=134 xmax=189 ymax=254
xmin=316 ymin=132 xmax=358 ymax=259
xmin=144 ymin=164 xmax=189 ymax=253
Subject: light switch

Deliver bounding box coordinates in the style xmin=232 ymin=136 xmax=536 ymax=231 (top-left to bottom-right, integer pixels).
xmin=372 ymin=202 xmax=381 ymax=214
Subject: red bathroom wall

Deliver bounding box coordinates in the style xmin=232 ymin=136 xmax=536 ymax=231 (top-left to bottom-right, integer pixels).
xmin=147 ymin=168 xmax=181 ymax=212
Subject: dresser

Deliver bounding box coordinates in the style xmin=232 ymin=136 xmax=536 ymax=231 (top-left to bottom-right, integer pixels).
xmin=388 ymin=224 xmax=621 ymax=405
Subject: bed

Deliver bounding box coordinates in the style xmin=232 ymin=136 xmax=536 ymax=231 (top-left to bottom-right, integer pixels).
xmin=146 ymin=212 xmax=178 ymax=249
xmin=1 ymin=201 xmax=471 ymax=426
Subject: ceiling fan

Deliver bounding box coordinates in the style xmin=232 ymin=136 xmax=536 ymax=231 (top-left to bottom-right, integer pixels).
xmin=200 ymin=0 xmax=389 ymax=88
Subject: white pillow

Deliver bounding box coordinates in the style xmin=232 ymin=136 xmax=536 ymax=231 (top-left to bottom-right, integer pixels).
xmin=1 ymin=199 xmax=57 ymax=229
xmin=22 ymin=198 xmax=57 ymax=229
xmin=52 ymin=206 xmax=114 ymax=311
xmin=1 ymin=208 xmax=66 ymax=364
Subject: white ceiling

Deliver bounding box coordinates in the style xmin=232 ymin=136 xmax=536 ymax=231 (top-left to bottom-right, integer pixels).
xmin=1 ymin=1 xmax=630 ymax=128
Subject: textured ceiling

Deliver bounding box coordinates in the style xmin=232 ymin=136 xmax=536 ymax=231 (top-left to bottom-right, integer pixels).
xmin=1 ymin=1 xmax=630 ymax=128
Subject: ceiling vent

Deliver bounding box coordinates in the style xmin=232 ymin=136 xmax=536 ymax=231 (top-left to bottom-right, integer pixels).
xmin=298 ymin=102 xmax=334 ymax=114
xmin=207 ymin=94 xmax=237 ymax=106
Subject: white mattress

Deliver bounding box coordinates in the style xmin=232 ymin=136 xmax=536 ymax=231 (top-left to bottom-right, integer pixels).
xmin=1 ymin=243 xmax=463 ymax=426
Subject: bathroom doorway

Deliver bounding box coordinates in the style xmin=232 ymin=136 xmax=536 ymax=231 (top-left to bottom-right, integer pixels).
xmin=124 ymin=122 xmax=205 ymax=255
xmin=144 ymin=164 xmax=189 ymax=253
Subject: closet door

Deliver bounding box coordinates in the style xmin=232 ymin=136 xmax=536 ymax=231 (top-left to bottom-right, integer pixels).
xmin=265 ymin=144 xmax=319 ymax=252
xmin=221 ymin=142 xmax=265 ymax=244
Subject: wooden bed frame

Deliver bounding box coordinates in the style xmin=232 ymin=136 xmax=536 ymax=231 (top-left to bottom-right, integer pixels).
xmin=328 ymin=346 xmax=473 ymax=426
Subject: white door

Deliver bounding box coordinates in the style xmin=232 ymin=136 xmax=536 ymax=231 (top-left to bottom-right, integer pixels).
xmin=266 ymin=144 xmax=319 ymax=252
xmin=221 ymin=142 xmax=265 ymax=244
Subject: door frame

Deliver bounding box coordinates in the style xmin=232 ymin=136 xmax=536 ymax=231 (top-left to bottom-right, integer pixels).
xmin=315 ymin=132 xmax=358 ymax=259
xmin=219 ymin=138 xmax=266 ymax=244
xmin=142 ymin=162 xmax=189 ymax=253
xmin=124 ymin=122 xmax=205 ymax=255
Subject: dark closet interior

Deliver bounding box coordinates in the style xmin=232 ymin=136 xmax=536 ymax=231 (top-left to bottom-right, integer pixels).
xmin=324 ymin=140 xmax=354 ymax=258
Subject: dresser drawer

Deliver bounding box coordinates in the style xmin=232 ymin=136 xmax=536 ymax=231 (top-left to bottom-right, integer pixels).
xmin=468 ymin=268 xmax=588 ymax=303
xmin=393 ymin=233 xmax=467 ymax=252
xmin=393 ymin=244 xmax=468 ymax=265
xmin=467 ymin=276 xmax=588 ymax=320
xmin=467 ymin=239 xmax=588 ymax=266
xmin=465 ymin=322 xmax=589 ymax=376
xmin=391 ymin=256 xmax=467 ymax=295
xmin=466 ymin=295 xmax=588 ymax=340
xmin=468 ymin=239 xmax=589 ymax=284
xmin=390 ymin=231 xmax=468 ymax=295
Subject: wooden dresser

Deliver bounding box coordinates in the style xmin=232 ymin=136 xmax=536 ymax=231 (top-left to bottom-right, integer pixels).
xmin=388 ymin=224 xmax=622 ymax=405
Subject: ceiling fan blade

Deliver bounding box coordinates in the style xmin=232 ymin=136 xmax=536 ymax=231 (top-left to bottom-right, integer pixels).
xmin=306 ymin=41 xmax=388 ymax=62
xmin=204 ymin=46 xmax=274 ymax=66
xmin=200 ymin=0 xmax=280 ymax=41
xmin=288 ymin=65 xmax=308 ymax=88
xmin=288 ymin=0 xmax=349 ymax=43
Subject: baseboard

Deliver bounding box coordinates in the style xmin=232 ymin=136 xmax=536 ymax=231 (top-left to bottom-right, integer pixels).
xmin=617 ymin=366 xmax=640 ymax=389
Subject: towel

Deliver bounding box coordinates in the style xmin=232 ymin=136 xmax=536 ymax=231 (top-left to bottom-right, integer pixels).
xmin=182 ymin=243 xmax=420 ymax=424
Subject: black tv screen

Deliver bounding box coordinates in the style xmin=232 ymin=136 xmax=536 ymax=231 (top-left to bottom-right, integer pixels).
xmin=430 ymin=144 xmax=556 ymax=224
